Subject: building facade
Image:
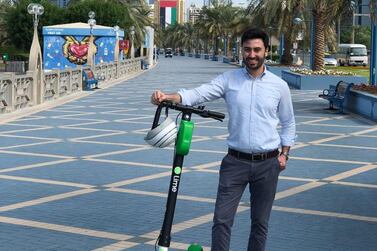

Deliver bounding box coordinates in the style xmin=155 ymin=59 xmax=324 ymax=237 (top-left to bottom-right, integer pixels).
xmin=187 ymin=4 xmax=201 ymax=24
xmin=354 ymin=0 xmax=370 ymax=26
xmin=49 ymin=0 xmax=70 ymax=7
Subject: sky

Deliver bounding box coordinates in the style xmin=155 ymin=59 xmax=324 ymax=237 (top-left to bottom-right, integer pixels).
xmin=185 ymin=0 xmax=250 ymax=8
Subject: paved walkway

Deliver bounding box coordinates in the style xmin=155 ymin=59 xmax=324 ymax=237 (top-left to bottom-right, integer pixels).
xmin=0 ymin=56 xmax=376 ymax=251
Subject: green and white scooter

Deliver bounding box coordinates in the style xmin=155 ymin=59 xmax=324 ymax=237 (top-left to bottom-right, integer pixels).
xmin=145 ymin=101 xmax=225 ymax=251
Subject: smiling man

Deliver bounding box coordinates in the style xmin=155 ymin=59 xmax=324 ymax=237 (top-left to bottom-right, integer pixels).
xmin=150 ymin=28 xmax=296 ymax=251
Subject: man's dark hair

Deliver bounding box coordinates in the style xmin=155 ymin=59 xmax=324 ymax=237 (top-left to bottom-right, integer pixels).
xmin=241 ymin=28 xmax=269 ymax=49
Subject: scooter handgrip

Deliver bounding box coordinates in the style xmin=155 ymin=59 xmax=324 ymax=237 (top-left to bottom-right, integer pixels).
xmin=207 ymin=110 xmax=225 ymax=120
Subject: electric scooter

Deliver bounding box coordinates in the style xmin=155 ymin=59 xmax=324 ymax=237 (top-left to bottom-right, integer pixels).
xmin=151 ymin=101 xmax=225 ymax=251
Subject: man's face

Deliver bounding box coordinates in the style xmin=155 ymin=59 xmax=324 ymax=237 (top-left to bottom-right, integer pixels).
xmin=242 ymin=38 xmax=267 ymax=71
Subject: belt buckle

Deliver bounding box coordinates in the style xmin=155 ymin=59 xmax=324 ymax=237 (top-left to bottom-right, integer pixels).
xmin=251 ymin=153 xmax=262 ymax=161
xmin=252 ymin=152 xmax=266 ymax=161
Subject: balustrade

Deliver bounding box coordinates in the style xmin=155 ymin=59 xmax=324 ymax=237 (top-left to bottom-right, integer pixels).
xmin=0 ymin=57 xmax=144 ymax=114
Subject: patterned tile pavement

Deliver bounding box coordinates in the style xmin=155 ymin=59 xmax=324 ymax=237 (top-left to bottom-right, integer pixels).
xmin=0 ymin=56 xmax=376 ymax=251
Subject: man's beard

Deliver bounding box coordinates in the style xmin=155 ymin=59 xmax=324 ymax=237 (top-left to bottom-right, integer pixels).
xmin=244 ymin=56 xmax=265 ymax=71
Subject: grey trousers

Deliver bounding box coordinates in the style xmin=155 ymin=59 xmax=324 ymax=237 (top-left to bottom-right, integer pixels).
xmin=211 ymin=154 xmax=281 ymax=251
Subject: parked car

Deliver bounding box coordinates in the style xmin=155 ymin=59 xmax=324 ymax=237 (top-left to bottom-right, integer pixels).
xmin=165 ymin=48 xmax=173 ymax=58
xmin=324 ymin=54 xmax=337 ymax=67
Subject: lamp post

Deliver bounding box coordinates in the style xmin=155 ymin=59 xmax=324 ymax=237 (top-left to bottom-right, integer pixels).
xmin=279 ymin=33 xmax=285 ymax=61
xmin=87 ymin=11 xmax=96 ymax=67
xmin=27 ymin=3 xmax=44 ymax=105
xmin=130 ymin=26 xmax=135 ymax=59
xmin=216 ymin=36 xmax=220 ymax=57
xmin=236 ymin=37 xmax=242 ymax=65
xmin=27 ymin=3 xmax=44 ymax=72
xmin=113 ymin=25 xmax=120 ymax=78
xmin=113 ymin=25 xmax=120 ymax=63
xmin=223 ymin=36 xmax=227 ymax=57
xmin=370 ymin=0 xmax=377 ymax=85
xmin=226 ymin=33 xmax=232 ymax=57
xmin=267 ymin=26 xmax=273 ymax=60
xmin=293 ymin=18 xmax=305 ymax=66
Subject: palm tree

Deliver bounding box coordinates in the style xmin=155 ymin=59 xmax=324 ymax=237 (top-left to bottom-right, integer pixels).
xmin=0 ymin=2 xmax=8 ymax=45
xmin=225 ymin=8 xmax=252 ymax=58
xmin=200 ymin=3 xmax=239 ymax=56
xmin=249 ymin=0 xmax=305 ymax=65
xmin=194 ymin=11 xmax=214 ymax=54
xmin=310 ymin=0 xmax=353 ymax=70
xmin=116 ymin=0 xmax=152 ymax=46
xmin=160 ymin=2 xmax=247 ymax=56
xmin=249 ymin=0 xmax=352 ymax=70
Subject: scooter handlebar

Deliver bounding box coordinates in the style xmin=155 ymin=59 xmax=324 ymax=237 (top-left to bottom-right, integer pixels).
xmin=159 ymin=101 xmax=225 ymax=121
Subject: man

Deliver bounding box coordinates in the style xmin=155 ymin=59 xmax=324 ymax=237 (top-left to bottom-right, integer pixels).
xmin=151 ymin=28 xmax=295 ymax=251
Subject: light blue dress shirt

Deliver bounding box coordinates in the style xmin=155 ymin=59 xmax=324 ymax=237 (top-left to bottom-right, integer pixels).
xmin=178 ymin=66 xmax=296 ymax=153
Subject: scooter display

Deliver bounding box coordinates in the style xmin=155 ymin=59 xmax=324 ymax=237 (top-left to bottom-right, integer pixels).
xmin=147 ymin=101 xmax=225 ymax=251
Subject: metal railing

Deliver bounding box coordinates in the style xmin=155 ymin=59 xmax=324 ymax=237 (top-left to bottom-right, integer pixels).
xmin=0 ymin=57 xmax=146 ymax=114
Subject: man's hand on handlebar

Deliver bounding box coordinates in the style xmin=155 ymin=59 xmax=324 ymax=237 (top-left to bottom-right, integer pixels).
xmin=151 ymin=90 xmax=166 ymax=105
xmin=151 ymin=90 xmax=182 ymax=105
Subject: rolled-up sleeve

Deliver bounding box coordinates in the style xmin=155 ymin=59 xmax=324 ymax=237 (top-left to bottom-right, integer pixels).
xmin=178 ymin=74 xmax=226 ymax=106
xmin=278 ymin=84 xmax=296 ymax=146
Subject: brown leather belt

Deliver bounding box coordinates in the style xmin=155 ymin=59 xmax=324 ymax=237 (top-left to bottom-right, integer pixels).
xmin=228 ymin=148 xmax=279 ymax=162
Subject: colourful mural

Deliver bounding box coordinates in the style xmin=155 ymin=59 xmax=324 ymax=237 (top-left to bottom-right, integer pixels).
xmin=43 ymin=23 xmax=124 ymax=70
xmin=62 ymin=36 xmax=94 ymax=65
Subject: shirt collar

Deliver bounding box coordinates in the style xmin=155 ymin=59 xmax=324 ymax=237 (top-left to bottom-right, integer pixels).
xmin=243 ymin=65 xmax=267 ymax=80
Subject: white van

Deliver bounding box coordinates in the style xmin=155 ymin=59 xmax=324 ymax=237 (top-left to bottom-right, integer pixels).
xmin=336 ymin=44 xmax=368 ymax=66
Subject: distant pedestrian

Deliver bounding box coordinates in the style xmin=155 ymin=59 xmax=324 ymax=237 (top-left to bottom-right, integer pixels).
xmin=150 ymin=28 xmax=296 ymax=251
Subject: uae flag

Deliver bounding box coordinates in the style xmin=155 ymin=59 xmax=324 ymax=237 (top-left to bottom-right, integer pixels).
xmin=160 ymin=0 xmax=177 ymax=27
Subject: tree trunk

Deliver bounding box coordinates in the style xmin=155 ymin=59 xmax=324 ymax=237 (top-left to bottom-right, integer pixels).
xmin=313 ymin=11 xmax=325 ymax=71
xmin=214 ymin=37 xmax=219 ymax=56
xmin=204 ymin=39 xmax=209 ymax=54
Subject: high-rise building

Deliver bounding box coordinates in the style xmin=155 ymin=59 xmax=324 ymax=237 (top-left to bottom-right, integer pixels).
xmin=49 ymin=0 xmax=70 ymax=7
xmin=354 ymin=0 xmax=370 ymax=26
xmin=203 ymin=0 xmax=210 ymax=7
xmin=187 ymin=4 xmax=201 ymax=24
xmin=204 ymin=0 xmax=231 ymax=6
xmin=154 ymin=0 xmax=185 ymax=28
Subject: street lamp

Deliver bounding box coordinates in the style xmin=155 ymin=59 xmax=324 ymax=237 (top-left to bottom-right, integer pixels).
xmin=293 ymin=10 xmax=315 ymax=70
xmin=370 ymin=0 xmax=377 ymax=85
xmin=113 ymin=25 xmax=120 ymax=63
xmin=293 ymin=17 xmax=305 ymax=66
xmin=216 ymin=36 xmax=220 ymax=57
xmin=87 ymin=11 xmax=96 ymax=67
xmin=88 ymin=11 xmax=96 ymax=34
xmin=130 ymin=26 xmax=135 ymax=59
xmin=225 ymin=33 xmax=231 ymax=57
xmin=235 ymin=37 xmax=241 ymax=63
xmin=27 ymin=3 xmax=44 ymax=72
xmin=268 ymin=26 xmax=273 ymax=60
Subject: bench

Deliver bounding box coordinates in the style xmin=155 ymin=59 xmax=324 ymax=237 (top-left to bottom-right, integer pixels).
xmin=318 ymin=81 xmax=354 ymax=113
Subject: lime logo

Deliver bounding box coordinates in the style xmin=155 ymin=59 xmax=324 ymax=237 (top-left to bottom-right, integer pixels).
xmin=174 ymin=166 xmax=182 ymax=175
